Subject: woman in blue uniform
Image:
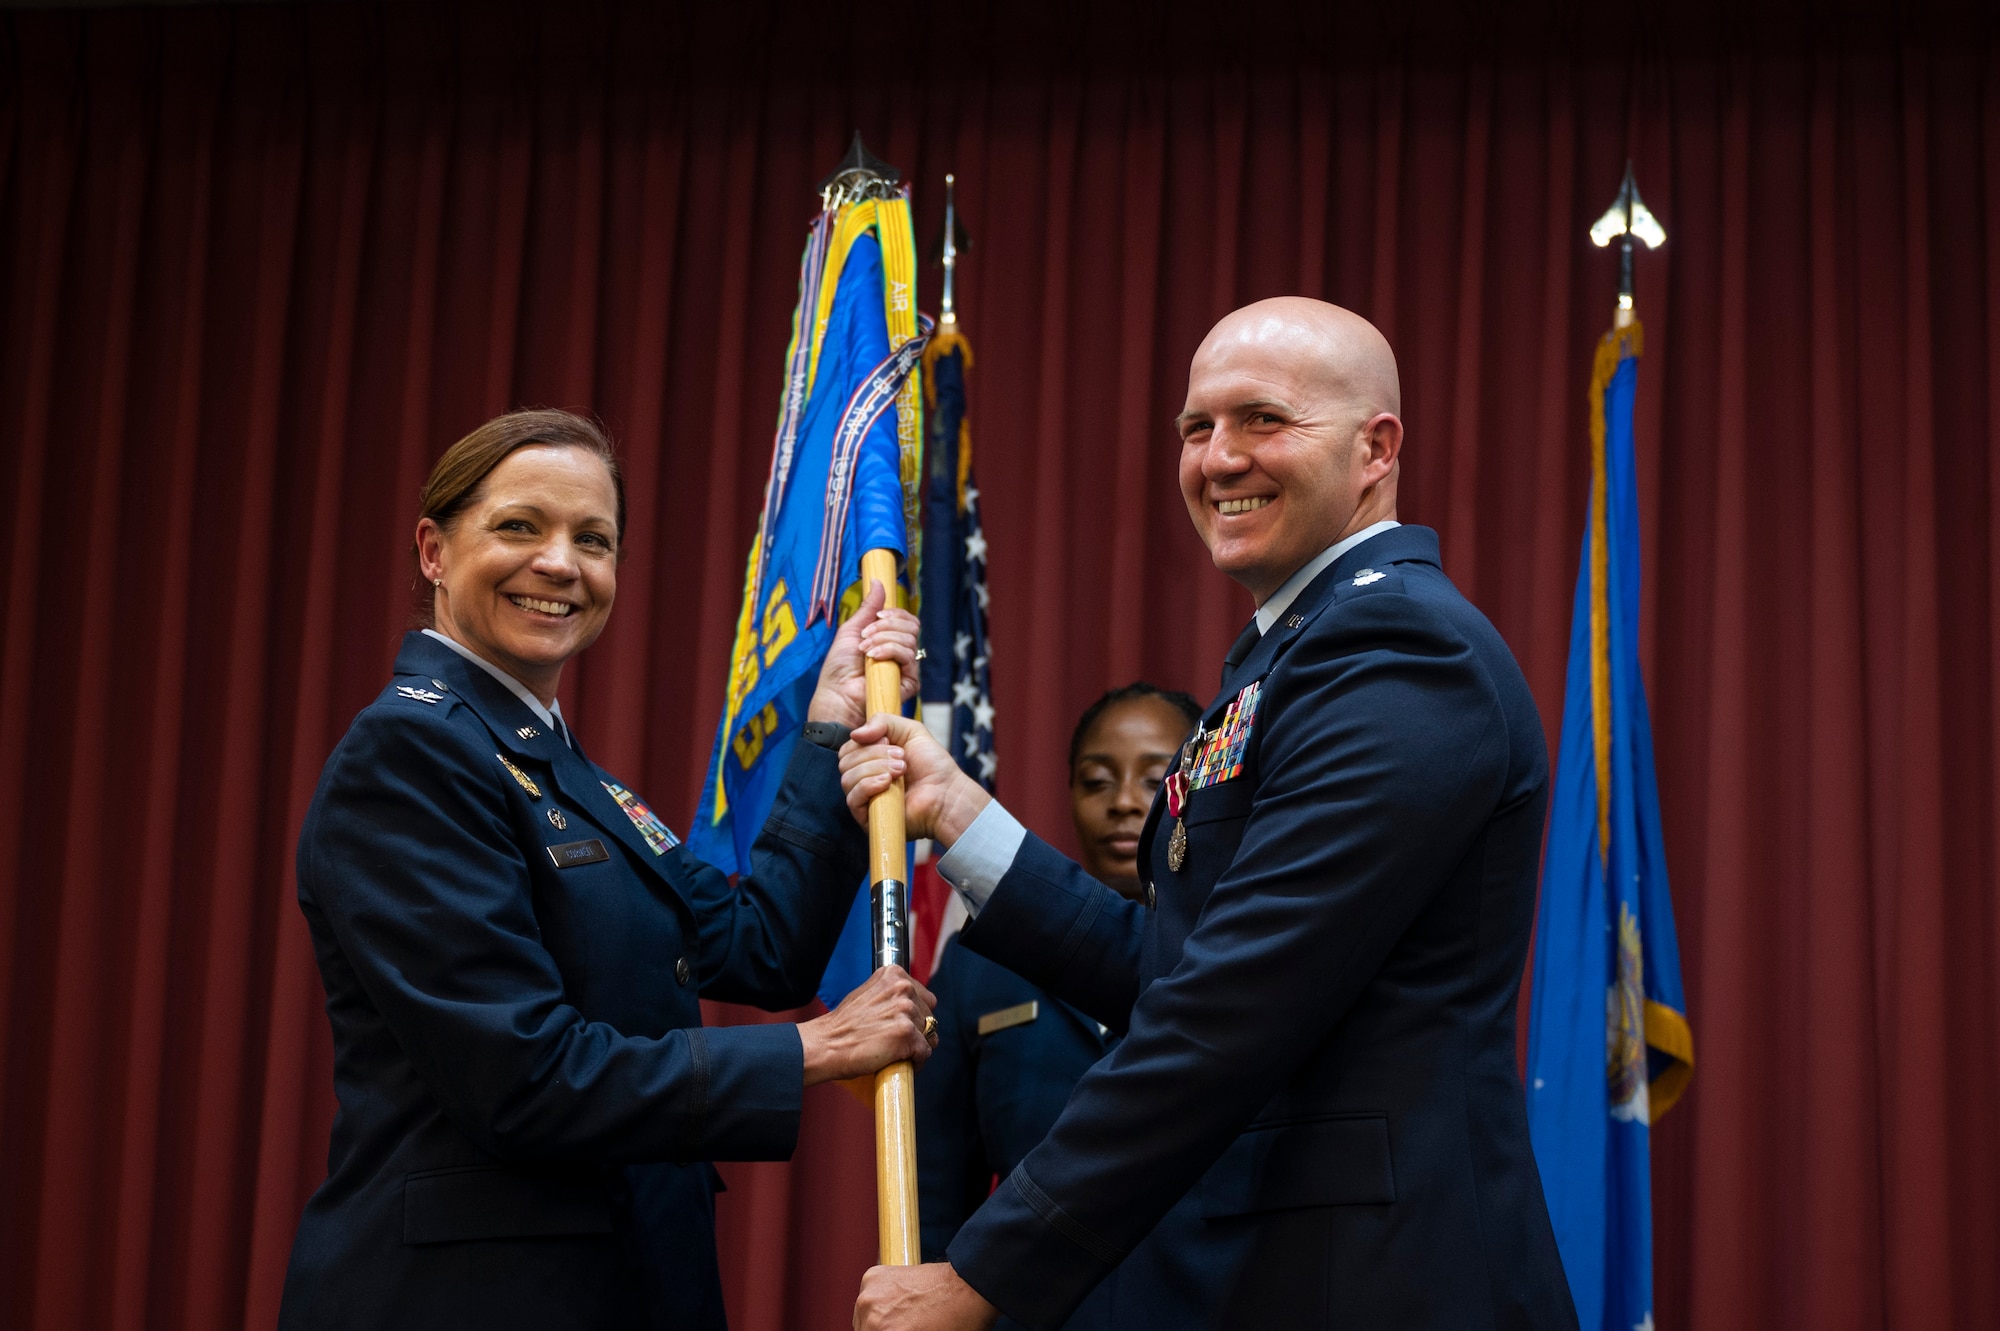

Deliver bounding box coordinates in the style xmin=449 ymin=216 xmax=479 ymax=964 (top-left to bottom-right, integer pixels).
xmin=914 ymin=684 xmax=1200 ymax=1329
xmin=279 ymin=409 xmax=935 ymax=1331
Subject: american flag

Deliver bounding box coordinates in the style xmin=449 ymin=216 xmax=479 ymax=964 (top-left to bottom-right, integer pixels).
xmin=945 ymin=477 xmax=996 ymax=789
xmin=913 ymin=327 xmax=988 ymax=978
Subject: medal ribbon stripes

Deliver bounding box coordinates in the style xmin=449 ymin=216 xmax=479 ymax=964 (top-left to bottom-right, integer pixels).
xmin=601 ymin=781 xmax=680 ymax=855
xmin=1188 ymin=681 xmax=1262 ymax=791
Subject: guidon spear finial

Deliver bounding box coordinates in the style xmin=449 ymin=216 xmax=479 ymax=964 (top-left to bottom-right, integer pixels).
xmin=1589 ymin=162 xmax=1666 ymax=326
xmin=819 ymin=132 xmax=902 ymax=211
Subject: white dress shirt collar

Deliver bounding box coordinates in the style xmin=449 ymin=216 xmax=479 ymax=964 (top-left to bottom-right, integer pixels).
xmin=1253 ymin=520 xmax=1401 ymax=634
xmin=421 ymin=628 xmax=571 ymax=745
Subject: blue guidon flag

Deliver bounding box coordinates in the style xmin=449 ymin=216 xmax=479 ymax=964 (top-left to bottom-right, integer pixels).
xmin=691 ymin=190 xmax=928 ymax=911
xmin=1526 ymin=318 xmax=1694 ymax=1331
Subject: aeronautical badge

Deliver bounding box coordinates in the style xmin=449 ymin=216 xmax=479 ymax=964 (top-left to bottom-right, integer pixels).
xmin=1351 ymin=568 xmax=1386 ymax=586
xmin=496 ymin=754 xmax=541 ymax=800
xmin=602 ymin=780 xmax=679 ymax=855
xmin=395 ymin=685 xmax=445 ymax=704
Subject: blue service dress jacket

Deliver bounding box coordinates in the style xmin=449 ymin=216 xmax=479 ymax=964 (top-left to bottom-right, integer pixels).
xmin=278 ymin=633 xmax=866 ymax=1331
xmin=916 ymin=937 xmax=1118 ymax=1330
xmin=946 ymin=527 xmax=1579 ymax=1330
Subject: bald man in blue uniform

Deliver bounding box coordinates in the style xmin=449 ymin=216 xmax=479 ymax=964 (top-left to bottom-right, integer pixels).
xmin=844 ymin=299 xmax=1578 ymax=1330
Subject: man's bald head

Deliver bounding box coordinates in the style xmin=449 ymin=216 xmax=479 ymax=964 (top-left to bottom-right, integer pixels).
xmin=1176 ymin=298 xmax=1406 ymax=603
xmin=1188 ymin=297 xmax=1401 ymax=421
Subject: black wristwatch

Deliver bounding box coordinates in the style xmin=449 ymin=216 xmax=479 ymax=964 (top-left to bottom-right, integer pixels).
xmin=801 ymin=720 xmax=853 ymax=751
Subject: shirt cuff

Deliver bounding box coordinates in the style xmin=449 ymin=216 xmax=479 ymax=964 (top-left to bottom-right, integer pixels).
xmin=933 ymin=800 xmax=1026 ymax=917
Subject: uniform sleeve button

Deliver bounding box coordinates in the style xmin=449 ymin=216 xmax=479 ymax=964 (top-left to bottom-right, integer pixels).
xmin=675 ymin=956 xmax=692 ymax=986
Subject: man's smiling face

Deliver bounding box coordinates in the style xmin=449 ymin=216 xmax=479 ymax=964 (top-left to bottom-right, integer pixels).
xmin=1176 ymin=301 xmax=1400 ymax=604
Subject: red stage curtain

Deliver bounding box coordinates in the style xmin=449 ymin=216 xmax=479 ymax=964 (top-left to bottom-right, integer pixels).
xmin=2 ymin=3 xmax=1996 ymax=1328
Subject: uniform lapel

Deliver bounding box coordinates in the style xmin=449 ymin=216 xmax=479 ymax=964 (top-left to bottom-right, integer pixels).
xmin=397 ymin=635 xmax=689 ymax=907
xmin=1136 ymin=527 xmax=1444 ymax=895
xmin=1219 ymin=526 xmax=1439 ymax=699
xmin=543 ymin=734 xmax=690 ymax=901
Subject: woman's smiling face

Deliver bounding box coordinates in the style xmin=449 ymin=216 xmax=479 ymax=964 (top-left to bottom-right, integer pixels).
xmin=416 ymin=444 xmax=620 ymax=703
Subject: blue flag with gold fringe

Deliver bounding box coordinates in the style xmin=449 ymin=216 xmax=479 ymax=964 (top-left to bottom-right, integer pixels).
xmin=690 ymin=194 xmax=927 ymax=900
xmin=1527 ymin=319 xmax=1694 ymax=1331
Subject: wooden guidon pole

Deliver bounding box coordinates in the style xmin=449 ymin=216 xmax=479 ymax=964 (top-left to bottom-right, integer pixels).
xmin=859 ymin=547 xmax=921 ymax=1265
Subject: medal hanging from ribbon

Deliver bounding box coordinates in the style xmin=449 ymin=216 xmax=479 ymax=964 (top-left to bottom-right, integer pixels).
xmin=1165 ymin=741 xmax=1194 ymax=872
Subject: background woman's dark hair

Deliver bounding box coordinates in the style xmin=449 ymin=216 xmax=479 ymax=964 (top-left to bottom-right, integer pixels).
xmin=413 ymin=408 xmax=626 ymax=624
xmin=1068 ymin=682 xmax=1204 ymax=772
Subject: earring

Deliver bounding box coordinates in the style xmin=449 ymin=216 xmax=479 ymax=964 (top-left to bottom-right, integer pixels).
xmin=433 ymin=578 xmax=443 ymax=588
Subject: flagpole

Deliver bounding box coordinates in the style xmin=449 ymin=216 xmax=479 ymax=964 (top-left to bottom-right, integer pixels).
xmin=819 ymin=134 xmax=925 ymax=1265
xmin=860 ymin=545 xmax=921 ymax=1264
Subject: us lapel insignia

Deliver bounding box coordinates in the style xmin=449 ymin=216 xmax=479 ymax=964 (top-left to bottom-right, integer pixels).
xmin=547 ymin=808 xmax=567 ymax=831
xmin=516 ymin=725 xmax=540 ymax=740
xmin=602 ymin=780 xmax=679 ymax=855
xmin=395 ymin=685 xmax=445 ymax=704
xmin=496 ymin=754 xmax=541 ymax=800
xmin=1285 ymin=612 xmax=1305 ymax=628
xmin=1352 ymin=568 xmax=1386 ymax=586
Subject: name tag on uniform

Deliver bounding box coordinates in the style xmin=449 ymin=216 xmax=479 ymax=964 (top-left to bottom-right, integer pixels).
xmin=977 ymin=1001 xmax=1039 ymax=1036
xmin=546 ymin=838 xmax=610 ymax=868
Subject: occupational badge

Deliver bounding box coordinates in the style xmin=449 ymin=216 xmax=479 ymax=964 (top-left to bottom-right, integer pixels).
xmin=496 ymin=754 xmax=541 ymax=800
xmin=602 ymin=780 xmax=679 ymax=856
xmin=395 ymin=685 xmax=445 ymax=705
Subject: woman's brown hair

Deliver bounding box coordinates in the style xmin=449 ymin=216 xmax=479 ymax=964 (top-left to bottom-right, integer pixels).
xmin=414 ymin=408 xmax=626 ymax=623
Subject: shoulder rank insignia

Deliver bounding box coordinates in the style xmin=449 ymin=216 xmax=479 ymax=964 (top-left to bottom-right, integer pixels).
xmin=496 ymin=754 xmax=541 ymax=799
xmin=602 ymin=780 xmax=679 ymax=855
xmin=396 ymin=685 xmax=445 ymax=705
xmin=1352 ymin=568 xmax=1386 ymax=586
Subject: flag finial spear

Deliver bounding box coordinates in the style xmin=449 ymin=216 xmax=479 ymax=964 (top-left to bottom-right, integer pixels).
xmin=819 ymin=132 xmax=902 ymax=210
xmin=1589 ymin=162 xmax=1666 ymax=326
xmin=939 ymin=174 xmax=962 ymax=331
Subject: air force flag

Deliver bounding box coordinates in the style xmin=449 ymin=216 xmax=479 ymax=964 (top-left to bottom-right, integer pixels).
xmin=1527 ymin=319 xmax=1694 ymax=1331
